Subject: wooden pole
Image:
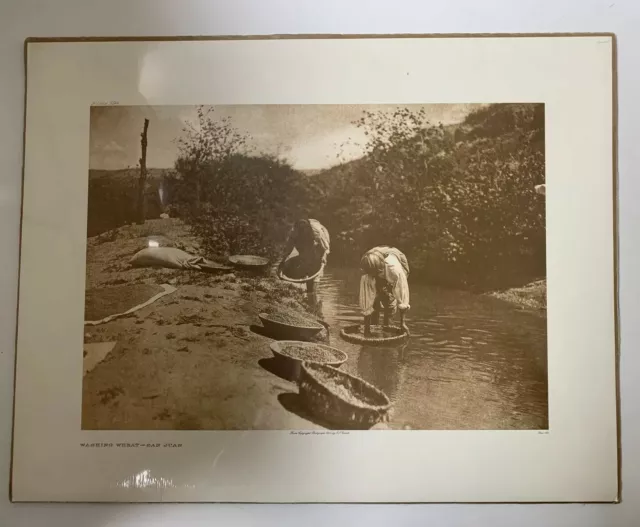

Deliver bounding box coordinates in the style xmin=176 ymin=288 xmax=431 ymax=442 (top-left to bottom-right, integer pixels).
xmin=136 ymin=119 xmax=150 ymax=224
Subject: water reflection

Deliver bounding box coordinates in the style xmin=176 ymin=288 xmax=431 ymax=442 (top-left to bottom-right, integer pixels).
xmin=356 ymin=344 xmax=408 ymax=402
xmin=316 ymin=268 xmax=548 ymax=430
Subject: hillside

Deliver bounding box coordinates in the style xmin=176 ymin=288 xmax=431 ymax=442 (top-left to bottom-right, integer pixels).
xmin=308 ymin=103 xmax=546 ymax=290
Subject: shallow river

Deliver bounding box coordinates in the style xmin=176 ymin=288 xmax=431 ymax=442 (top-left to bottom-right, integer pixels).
xmin=313 ymin=268 xmax=548 ymax=430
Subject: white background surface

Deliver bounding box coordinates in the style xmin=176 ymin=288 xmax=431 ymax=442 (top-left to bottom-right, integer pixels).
xmin=0 ymin=0 xmax=636 ymax=525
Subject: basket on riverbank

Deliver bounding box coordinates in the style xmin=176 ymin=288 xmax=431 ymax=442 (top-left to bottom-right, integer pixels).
xmin=340 ymin=324 xmax=408 ymax=346
xmin=228 ymin=255 xmax=270 ymax=272
xmin=277 ymin=255 xmax=324 ymax=283
xmin=298 ymin=363 xmax=392 ymax=429
xmin=270 ymin=341 xmax=347 ymax=381
xmin=259 ymin=311 xmax=325 ymax=340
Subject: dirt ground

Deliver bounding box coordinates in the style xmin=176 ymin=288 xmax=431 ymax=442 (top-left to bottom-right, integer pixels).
xmin=82 ymin=218 xmax=338 ymax=430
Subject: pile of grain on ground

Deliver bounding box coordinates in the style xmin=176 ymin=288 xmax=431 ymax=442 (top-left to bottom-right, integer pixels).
xmin=85 ymin=284 xmax=164 ymax=321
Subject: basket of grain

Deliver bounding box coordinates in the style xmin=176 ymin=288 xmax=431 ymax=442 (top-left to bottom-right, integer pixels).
xmin=298 ymin=362 xmax=392 ymax=429
xmin=270 ymin=341 xmax=347 ymax=382
xmin=228 ymin=255 xmax=270 ymax=271
xmin=277 ymin=255 xmax=325 ymax=284
xmin=258 ymin=310 xmax=325 ymax=340
xmin=340 ymin=324 xmax=408 ymax=346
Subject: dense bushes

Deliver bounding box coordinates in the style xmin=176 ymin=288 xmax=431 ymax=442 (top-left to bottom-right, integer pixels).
xmin=86 ymin=170 xmax=164 ymax=237
xmin=167 ymin=153 xmax=314 ymax=258
xmin=165 ymin=108 xmax=314 ymax=259
xmin=310 ymin=103 xmax=546 ymax=290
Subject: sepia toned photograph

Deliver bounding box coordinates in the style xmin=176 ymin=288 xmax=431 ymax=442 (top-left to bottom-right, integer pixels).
xmin=82 ymin=103 xmax=547 ymax=431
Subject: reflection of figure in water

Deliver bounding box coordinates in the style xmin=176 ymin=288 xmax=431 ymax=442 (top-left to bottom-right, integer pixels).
xmin=308 ymin=295 xmax=325 ymax=320
xmin=357 ymin=344 xmax=408 ymax=402
xmin=359 ymin=246 xmax=411 ymax=337
xmin=279 ymin=219 xmax=330 ymax=310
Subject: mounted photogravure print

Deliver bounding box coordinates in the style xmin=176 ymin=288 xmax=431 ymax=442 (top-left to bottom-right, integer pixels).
xmin=12 ymin=34 xmax=617 ymax=503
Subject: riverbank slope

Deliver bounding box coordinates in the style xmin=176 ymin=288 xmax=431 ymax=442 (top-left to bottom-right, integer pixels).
xmin=488 ymin=279 xmax=547 ymax=311
xmin=82 ymin=218 xmax=327 ymax=430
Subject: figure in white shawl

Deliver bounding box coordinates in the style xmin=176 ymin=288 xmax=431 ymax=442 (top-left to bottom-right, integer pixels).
xmin=359 ymin=246 xmax=411 ymax=337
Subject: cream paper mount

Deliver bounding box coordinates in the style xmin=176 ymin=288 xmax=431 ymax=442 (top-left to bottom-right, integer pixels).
xmin=12 ymin=34 xmax=618 ymax=503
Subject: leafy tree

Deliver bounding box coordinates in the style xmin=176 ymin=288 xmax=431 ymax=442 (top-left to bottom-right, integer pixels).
xmin=167 ymin=106 xmax=249 ymax=217
xmin=166 ymin=106 xmax=315 ymax=259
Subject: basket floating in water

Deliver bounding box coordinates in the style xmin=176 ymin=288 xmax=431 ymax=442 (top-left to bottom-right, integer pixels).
xmin=228 ymin=255 xmax=270 ymax=270
xmin=278 ymin=255 xmax=324 ymax=283
xmin=270 ymin=341 xmax=347 ymax=381
xmin=340 ymin=324 xmax=408 ymax=346
xmin=298 ymin=362 xmax=392 ymax=429
xmin=259 ymin=311 xmax=324 ymax=341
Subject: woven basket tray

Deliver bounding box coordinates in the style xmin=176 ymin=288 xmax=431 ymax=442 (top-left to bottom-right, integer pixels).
xmin=298 ymin=362 xmax=392 ymax=429
xmin=228 ymin=255 xmax=270 ymax=270
xmin=270 ymin=341 xmax=347 ymax=382
xmin=278 ymin=255 xmax=325 ymax=283
xmin=340 ymin=324 xmax=409 ymax=346
xmin=259 ymin=312 xmax=324 ymax=341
